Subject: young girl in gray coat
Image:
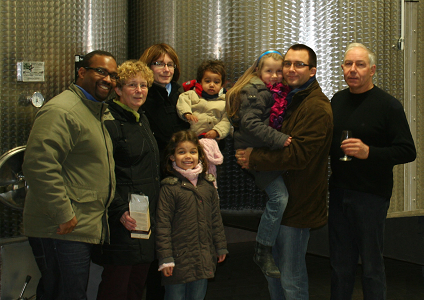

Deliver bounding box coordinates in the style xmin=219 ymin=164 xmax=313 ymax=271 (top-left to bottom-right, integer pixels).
xmin=226 ymin=50 xmax=291 ymax=279
xmin=156 ymin=130 xmax=228 ymax=300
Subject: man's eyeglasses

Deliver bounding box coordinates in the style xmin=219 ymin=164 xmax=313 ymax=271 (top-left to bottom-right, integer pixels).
xmin=151 ymin=61 xmax=177 ymax=69
xmin=124 ymin=83 xmax=148 ymax=90
xmin=283 ymin=61 xmax=311 ymax=69
xmin=84 ymin=67 xmax=119 ymax=81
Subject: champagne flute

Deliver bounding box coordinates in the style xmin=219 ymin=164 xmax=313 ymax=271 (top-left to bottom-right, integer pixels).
xmin=339 ymin=130 xmax=352 ymax=161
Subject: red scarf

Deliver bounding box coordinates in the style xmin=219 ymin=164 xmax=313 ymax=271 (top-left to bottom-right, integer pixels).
xmin=182 ymin=79 xmax=203 ymax=97
xmin=267 ymin=82 xmax=290 ymax=130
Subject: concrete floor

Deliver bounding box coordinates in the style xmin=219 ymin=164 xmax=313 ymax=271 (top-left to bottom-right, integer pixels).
xmin=205 ymin=241 xmax=424 ymax=300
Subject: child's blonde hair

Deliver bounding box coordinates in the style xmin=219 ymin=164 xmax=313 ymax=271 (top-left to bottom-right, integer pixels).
xmin=226 ymin=50 xmax=284 ymax=120
xmin=163 ymin=130 xmax=208 ymax=176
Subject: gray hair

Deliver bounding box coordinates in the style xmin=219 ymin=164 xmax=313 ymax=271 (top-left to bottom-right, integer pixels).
xmin=345 ymin=43 xmax=376 ymax=67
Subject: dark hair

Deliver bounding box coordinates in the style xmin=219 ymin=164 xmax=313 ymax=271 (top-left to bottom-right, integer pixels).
xmin=287 ymin=44 xmax=317 ymax=68
xmin=80 ymin=50 xmax=116 ymax=68
xmin=139 ymin=43 xmax=181 ymax=82
xmin=196 ymin=59 xmax=226 ymax=84
xmin=163 ymin=130 xmax=208 ymax=176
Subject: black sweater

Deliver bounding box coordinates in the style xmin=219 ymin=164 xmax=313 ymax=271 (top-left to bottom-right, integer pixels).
xmin=329 ymin=86 xmax=416 ymax=198
xmin=142 ymin=82 xmax=190 ymax=153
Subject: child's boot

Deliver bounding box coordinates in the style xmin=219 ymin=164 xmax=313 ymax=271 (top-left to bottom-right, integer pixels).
xmin=253 ymin=242 xmax=281 ymax=278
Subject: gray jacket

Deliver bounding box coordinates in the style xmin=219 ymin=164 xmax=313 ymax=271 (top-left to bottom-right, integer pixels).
xmin=23 ymin=83 xmax=115 ymax=244
xmin=231 ymin=77 xmax=289 ymax=189
xmin=232 ymin=77 xmax=289 ymax=150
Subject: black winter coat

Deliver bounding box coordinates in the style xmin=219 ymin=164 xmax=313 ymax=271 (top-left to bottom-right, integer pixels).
xmin=91 ymin=100 xmax=161 ymax=265
xmin=142 ymin=82 xmax=190 ymax=153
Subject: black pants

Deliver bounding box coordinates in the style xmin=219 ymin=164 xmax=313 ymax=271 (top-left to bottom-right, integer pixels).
xmin=145 ymin=259 xmax=165 ymax=300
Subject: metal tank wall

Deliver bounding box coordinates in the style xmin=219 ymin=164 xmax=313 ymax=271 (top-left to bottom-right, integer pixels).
xmin=0 ymin=0 xmax=127 ymax=239
xmin=0 ymin=0 xmax=422 ymax=238
xmin=129 ymin=0 xmax=423 ymax=218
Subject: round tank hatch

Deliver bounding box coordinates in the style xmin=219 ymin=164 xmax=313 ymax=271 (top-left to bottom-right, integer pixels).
xmin=0 ymin=146 xmax=27 ymax=210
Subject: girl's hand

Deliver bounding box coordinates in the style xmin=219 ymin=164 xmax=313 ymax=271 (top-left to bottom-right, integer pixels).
xmin=205 ymin=130 xmax=218 ymax=139
xmin=235 ymin=148 xmax=252 ymax=169
xmin=284 ymin=136 xmax=292 ymax=147
xmin=120 ymin=211 xmax=137 ymax=231
xmin=217 ymin=254 xmax=226 ymax=263
xmin=162 ymin=266 xmax=174 ymax=277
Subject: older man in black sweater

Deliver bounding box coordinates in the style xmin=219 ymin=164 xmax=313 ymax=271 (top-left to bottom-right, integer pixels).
xmin=329 ymin=43 xmax=416 ymax=300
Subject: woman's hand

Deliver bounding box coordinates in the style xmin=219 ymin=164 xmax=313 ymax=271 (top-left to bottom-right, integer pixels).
xmin=184 ymin=113 xmax=198 ymax=123
xmin=120 ymin=211 xmax=137 ymax=231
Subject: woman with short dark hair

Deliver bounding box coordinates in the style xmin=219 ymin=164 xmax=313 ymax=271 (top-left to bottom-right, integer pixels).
xmin=140 ymin=43 xmax=190 ymax=154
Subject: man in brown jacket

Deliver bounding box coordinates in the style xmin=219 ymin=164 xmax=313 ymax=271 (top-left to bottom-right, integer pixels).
xmin=236 ymin=44 xmax=333 ymax=300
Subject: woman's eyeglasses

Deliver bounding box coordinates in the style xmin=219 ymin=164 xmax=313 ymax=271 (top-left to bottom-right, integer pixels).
xmin=151 ymin=62 xmax=177 ymax=69
xmin=124 ymin=83 xmax=148 ymax=90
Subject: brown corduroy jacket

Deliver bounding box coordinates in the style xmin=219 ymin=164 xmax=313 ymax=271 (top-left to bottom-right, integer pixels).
xmin=249 ymin=79 xmax=333 ymax=229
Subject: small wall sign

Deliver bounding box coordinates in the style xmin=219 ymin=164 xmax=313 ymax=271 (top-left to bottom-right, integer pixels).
xmin=17 ymin=61 xmax=45 ymax=82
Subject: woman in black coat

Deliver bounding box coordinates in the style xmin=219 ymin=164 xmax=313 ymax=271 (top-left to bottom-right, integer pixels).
xmin=139 ymin=43 xmax=190 ymax=154
xmin=91 ymin=60 xmax=160 ymax=300
xmin=139 ymin=43 xmax=190 ymax=300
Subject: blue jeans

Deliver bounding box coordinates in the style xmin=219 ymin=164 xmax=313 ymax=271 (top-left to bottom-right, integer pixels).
xmin=266 ymin=225 xmax=310 ymax=300
xmin=28 ymin=237 xmax=92 ymax=300
xmin=328 ymin=188 xmax=390 ymax=300
xmin=164 ymin=279 xmax=208 ymax=300
xmin=257 ymin=175 xmax=289 ymax=246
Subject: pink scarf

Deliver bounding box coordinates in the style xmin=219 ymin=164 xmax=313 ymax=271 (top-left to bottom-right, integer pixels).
xmin=172 ymin=161 xmax=203 ymax=186
xmin=267 ymin=82 xmax=290 ymax=130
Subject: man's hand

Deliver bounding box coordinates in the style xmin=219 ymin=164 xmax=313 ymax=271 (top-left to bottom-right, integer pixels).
xmin=184 ymin=113 xmax=198 ymax=123
xmin=120 ymin=211 xmax=137 ymax=231
xmin=57 ymin=216 xmax=78 ymax=235
xmin=341 ymin=138 xmax=369 ymax=159
xmin=235 ymin=148 xmax=253 ymax=169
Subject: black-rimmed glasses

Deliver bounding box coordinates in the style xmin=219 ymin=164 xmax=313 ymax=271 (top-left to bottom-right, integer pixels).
xmin=283 ymin=61 xmax=311 ymax=69
xmin=151 ymin=61 xmax=177 ymax=69
xmin=84 ymin=67 xmax=119 ymax=80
